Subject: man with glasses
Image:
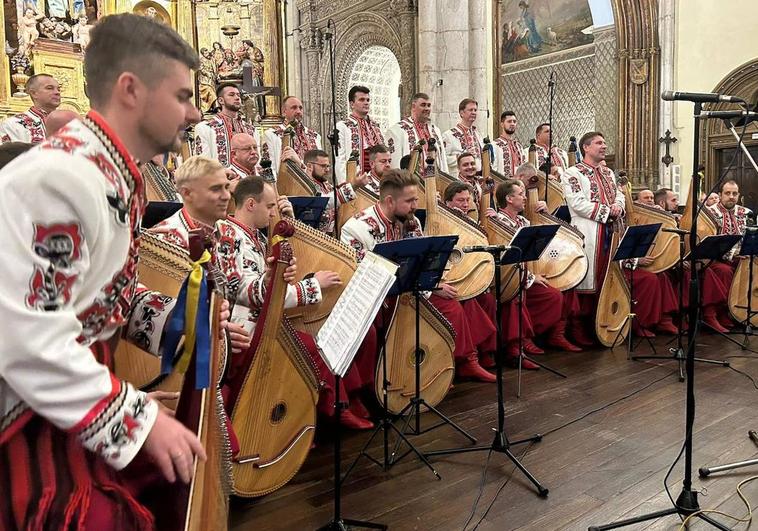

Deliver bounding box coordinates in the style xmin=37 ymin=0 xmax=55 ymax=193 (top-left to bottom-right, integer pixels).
xmin=303 ymin=149 xmax=369 ymax=235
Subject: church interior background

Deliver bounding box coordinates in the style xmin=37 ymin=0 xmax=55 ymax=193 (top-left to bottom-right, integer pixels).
xmin=0 ymin=0 xmax=756 ymax=206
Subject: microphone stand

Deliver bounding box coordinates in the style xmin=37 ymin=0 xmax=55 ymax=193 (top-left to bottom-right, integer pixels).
xmin=545 ymin=72 xmax=556 ymax=202
xmin=589 ymin=101 xmax=730 ymax=531
xmin=323 ymin=19 xmax=341 ymax=239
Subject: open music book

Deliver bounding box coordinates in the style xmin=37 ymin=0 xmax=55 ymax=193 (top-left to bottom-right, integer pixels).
xmin=316 ymin=251 xmax=399 ymax=377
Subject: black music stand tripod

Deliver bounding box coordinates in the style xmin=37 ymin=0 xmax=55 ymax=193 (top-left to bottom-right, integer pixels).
xmin=343 ymin=236 xmax=476 ymax=480
xmin=506 ymin=225 xmax=567 ymax=398
xmin=423 ymin=230 xmax=552 ymax=498
xmin=608 ymin=224 xmax=660 ymax=358
xmin=635 ymin=228 xmax=728 ymax=381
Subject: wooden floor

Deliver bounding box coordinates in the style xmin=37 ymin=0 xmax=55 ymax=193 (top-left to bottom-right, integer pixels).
xmin=230 ymin=332 xmax=758 ymax=530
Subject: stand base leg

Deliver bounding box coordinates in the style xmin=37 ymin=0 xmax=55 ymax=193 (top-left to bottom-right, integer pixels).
xmin=317 ymin=518 xmax=387 ymax=531
xmin=698 ymin=430 xmax=758 ymax=477
xmin=588 ymin=488 xmax=730 ymax=531
xmin=425 ymin=431 xmax=548 ymax=497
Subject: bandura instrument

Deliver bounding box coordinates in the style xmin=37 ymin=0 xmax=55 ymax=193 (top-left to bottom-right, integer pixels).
xmin=377 ymin=294 xmax=456 ymax=415
xmin=522 ymin=179 xmax=588 ymax=292
xmin=228 ymin=220 xmax=320 ymax=497
xmin=480 ymin=144 xmax=520 ymax=302
xmin=113 ymin=231 xmax=193 ymax=399
xmin=680 ymin=172 xmax=719 ymax=255
xmin=424 ymin=141 xmax=494 ymax=300
xmin=617 ymin=172 xmax=679 ymax=273
xmin=154 ymin=232 xmax=231 ymax=530
xmin=729 ymin=256 xmax=758 ymax=326
xmin=528 ymin=139 xmax=566 ymax=214
xmin=595 ymin=232 xmax=631 ymax=347
xmin=567 ymin=136 xmax=578 ymax=167
xmin=276 ymin=126 xmax=319 ymax=197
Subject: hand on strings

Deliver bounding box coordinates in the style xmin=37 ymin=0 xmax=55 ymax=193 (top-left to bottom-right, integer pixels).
xmin=485 ymin=207 xmax=498 ymax=218
xmin=535 ymin=200 xmax=548 ymax=213
xmin=638 ymin=256 xmax=654 ymax=267
xmin=225 ymin=321 xmax=252 ymax=354
xmin=352 ymin=172 xmax=371 ymax=188
xmin=549 ymin=166 xmax=561 ymax=181
xmin=265 ymin=255 xmax=298 ymax=285
xmin=609 ymin=204 xmax=623 ymax=218
xmin=533 ymin=274 xmax=549 ymax=287
xmin=314 ymin=270 xmax=342 ymax=289
xmin=147 ymin=391 xmax=180 ymax=417
xmin=142 ymin=408 xmax=207 ymax=484
xmin=280 ymin=146 xmax=302 ymax=165
xmin=437 ymin=283 xmax=458 ymax=300
xmin=277 ymin=195 xmax=294 ymax=218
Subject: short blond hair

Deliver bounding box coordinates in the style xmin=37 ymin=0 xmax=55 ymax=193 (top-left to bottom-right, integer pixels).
xmin=174 ymin=156 xmax=224 ymax=189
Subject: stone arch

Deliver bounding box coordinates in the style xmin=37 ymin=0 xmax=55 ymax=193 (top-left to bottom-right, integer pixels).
xmin=346 ymin=46 xmax=402 ymax=131
xmin=701 ymin=58 xmax=758 ymax=200
xmin=317 ymin=12 xmax=403 ymax=127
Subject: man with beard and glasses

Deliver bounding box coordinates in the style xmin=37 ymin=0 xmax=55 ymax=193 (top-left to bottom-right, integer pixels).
xmin=262 ymin=95 xmax=321 ymax=179
xmin=336 ymin=85 xmax=386 ymax=183
xmin=303 ymin=148 xmax=369 ymax=235
xmin=492 ymin=110 xmax=526 ymax=179
xmin=385 ymin=92 xmax=449 ymax=173
xmin=341 ymin=169 xmax=496 ymax=383
xmin=0 ymin=13 xmax=238 ymax=528
xmin=193 ymin=82 xmax=258 ymax=166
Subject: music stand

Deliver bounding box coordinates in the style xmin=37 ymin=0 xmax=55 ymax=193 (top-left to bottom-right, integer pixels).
xmin=289 ymin=196 xmax=330 ymax=229
xmin=375 ymin=236 xmax=476 ymax=473
xmin=423 ymin=229 xmax=551 ymax=498
xmin=608 ymin=223 xmax=661 ymax=359
xmin=553 ymin=204 xmax=571 ymax=224
xmin=503 ymin=224 xmax=566 ymax=398
xmin=142 ymin=201 xmax=183 ymax=229
xmin=726 ymin=228 xmax=758 ymax=349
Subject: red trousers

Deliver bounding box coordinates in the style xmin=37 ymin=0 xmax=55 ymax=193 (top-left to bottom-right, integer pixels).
xmin=702 ymin=261 xmax=735 ymax=309
xmin=623 ymin=268 xmax=662 ymax=328
xmin=430 ymin=294 xmax=496 ymax=363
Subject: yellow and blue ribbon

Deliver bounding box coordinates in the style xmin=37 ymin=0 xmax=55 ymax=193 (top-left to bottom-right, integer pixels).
xmin=160 ymin=250 xmax=212 ymax=390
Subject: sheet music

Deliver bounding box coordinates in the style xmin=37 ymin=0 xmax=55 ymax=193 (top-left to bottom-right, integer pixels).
xmin=316 ymin=251 xmax=399 ymax=376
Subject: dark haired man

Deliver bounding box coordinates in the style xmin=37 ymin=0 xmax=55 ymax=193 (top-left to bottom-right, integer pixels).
xmin=0 ymin=73 xmax=60 ymax=143
xmin=336 ymin=85 xmax=385 ymax=183
xmin=534 ymin=122 xmax=569 ymax=180
xmin=0 ymin=13 xmax=211 ymax=527
xmin=364 ymin=144 xmax=392 ymax=195
xmin=342 ymin=170 xmax=496 ymax=382
xmin=385 ymin=92 xmax=449 ymax=173
xmin=194 ymin=82 xmax=258 ymax=166
xmin=492 ymin=111 xmax=526 ymax=178
xmin=442 ymin=98 xmax=484 ymax=175
xmin=262 ymin=95 xmax=321 ymax=178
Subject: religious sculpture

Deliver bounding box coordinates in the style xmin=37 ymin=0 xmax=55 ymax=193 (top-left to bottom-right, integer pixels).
xmin=17 ymin=8 xmax=43 ymax=55
xmin=72 ymin=14 xmax=92 ymax=49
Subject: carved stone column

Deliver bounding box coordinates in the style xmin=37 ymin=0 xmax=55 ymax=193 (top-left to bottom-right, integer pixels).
xmin=390 ymin=0 xmax=418 ymax=114
xmin=613 ymin=0 xmax=660 ymax=190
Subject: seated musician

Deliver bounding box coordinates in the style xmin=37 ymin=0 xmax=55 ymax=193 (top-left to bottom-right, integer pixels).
xmin=702 ymin=180 xmax=751 ymax=332
xmin=633 ymin=189 xmax=680 ymax=335
xmin=456 ymin=152 xmax=483 ymax=207
xmin=148 ymin=156 xmax=252 ymax=353
xmin=341 ymin=169 xmax=497 ymax=383
xmin=443 ymin=181 xmax=499 ymax=369
xmin=489 ymin=180 xmax=584 ymax=364
xmin=216 ymin=177 xmax=374 ymax=429
xmin=655 ymin=187 xmax=681 ymax=220
xmin=228 ymin=132 xmax=262 ymax=180
xmin=303 ymin=148 xmax=370 ymax=234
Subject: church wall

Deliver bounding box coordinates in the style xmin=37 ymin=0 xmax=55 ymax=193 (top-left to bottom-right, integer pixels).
xmin=672 ymin=0 xmax=758 ymax=195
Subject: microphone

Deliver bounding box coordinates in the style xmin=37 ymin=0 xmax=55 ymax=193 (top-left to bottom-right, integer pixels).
xmin=462 ymin=245 xmax=510 ymax=253
xmin=662 ymin=227 xmax=689 ymax=235
xmin=661 ymin=90 xmax=745 ymax=103
xmin=700 ymin=110 xmax=758 ymax=119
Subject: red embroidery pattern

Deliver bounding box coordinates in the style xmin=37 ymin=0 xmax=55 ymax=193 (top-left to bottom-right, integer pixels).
xmin=26 ymin=223 xmax=83 ymax=311
xmin=494 ymin=137 xmax=524 ymax=177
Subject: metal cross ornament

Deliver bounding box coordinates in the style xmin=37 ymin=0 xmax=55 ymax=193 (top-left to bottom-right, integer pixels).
xmin=659 ymin=129 xmax=677 ymax=167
